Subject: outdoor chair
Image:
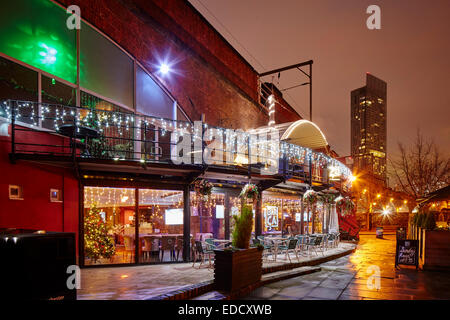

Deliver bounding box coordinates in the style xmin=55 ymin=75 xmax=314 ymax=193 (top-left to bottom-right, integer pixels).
xmin=278 ymin=238 xmax=299 ymax=263
xmin=123 ymin=235 xmax=134 ymax=263
xmin=204 ymin=238 xmax=217 ymax=251
xmin=252 ymin=238 xmax=273 ymax=261
xmin=325 ymin=233 xmax=335 ymax=250
xmin=192 ymin=240 xmax=214 ymax=269
xmin=142 ymin=237 xmax=152 ymax=262
xmin=306 ymin=236 xmax=319 ymax=256
xmin=296 ymin=235 xmax=308 ymax=255
xmin=160 ymin=236 xmax=176 ymax=261
xmin=334 ymin=232 xmax=340 ymax=247
xmin=175 ymin=237 xmax=184 ymax=261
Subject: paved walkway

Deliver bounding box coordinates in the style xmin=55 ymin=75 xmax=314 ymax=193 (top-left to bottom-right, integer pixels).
xmin=77 ymin=242 xmax=355 ymax=300
xmin=244 ymin=234 xmax=450 ymax=300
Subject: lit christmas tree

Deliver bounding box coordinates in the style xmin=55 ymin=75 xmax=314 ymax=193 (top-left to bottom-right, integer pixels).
xmin=84 ymin=203 xmax=115 ymax=262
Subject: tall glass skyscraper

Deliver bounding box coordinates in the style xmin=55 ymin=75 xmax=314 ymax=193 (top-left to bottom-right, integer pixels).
xmin=351 ymin=73 xmax=387 ymax=185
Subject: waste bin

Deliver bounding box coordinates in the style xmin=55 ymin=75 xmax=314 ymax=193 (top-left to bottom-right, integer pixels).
xmin=396 ymin=228 xmax=406 ymax=240
xmin=0 ymin=230 xmax=76 ymax=300
xmin=376 ymin=227 xmax=384 ymax=238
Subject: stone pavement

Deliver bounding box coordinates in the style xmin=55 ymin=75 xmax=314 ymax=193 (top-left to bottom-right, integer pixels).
xmin=244 ymin=234 xmax=450 ymax=300
xmin=77 ymin=242 xmax=355 ymax=300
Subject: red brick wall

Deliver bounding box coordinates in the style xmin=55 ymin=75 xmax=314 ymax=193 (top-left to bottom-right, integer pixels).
xmin=56 ymin=0 xmax=300 ymax=129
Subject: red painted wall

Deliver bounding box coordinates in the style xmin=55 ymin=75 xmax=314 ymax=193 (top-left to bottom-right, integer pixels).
xmin=0 ymin=126 xmax=79 ymax=256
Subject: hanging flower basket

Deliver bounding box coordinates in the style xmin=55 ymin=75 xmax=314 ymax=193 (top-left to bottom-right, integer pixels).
xmin=320 ymin=193 xmax=336 ymax=205
xmin=303 ymin=189 xmax=319 ymax=206
xmin=239 ymin=183 xmax=259 ymax=200
xmin=194 ymin=179 xmax=213 ymax=201
xmin=335 ymin=196 xmax=355 ymax=216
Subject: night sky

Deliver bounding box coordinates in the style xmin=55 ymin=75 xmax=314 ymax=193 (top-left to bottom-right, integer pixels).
xmin=189 ymin=0 xmax=450 ymax=158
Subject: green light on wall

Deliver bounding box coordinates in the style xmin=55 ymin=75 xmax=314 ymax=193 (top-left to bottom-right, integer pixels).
xmin=38 ymin=43 xmax=57 ymax=65
xmin=0 ymin=0 xmax=77 ymax=83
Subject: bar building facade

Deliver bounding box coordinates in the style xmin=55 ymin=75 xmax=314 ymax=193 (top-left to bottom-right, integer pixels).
xmin=0 ymin=0 xmax=352 ymax=267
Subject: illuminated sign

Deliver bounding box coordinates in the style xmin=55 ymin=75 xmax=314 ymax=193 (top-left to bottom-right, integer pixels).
xmin=328 ymin=166 xmax=341 ymax=181
xmin=264 ymin=206 xmax=279 ymax=230
xmin=216 ymin=205 xmax=224 ymax=219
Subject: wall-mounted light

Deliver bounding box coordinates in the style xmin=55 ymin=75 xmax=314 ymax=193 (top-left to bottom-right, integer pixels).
xmin=159 ymin=63 xmax=170 ymax=75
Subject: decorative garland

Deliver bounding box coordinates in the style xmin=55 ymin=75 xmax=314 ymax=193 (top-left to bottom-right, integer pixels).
xmin=303 ymin=189 xmax=319 ymax=206
xmin=194 ymin=179 xmax=213 ymax=201
xmin=239 ymin=183 xmax=259 ymax=200
xmin=335 ymin=196 xmax=355 ymax=216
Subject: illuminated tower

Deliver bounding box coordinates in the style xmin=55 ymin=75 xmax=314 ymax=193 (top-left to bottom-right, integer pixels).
xmin=351 ymin=73 xmax=387 ymax=185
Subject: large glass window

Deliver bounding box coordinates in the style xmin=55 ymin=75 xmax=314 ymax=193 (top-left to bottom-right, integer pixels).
xmin=190 ymin=192 xmax=225 ymax=241
xmin=262 ymin=192 xmax=302 ymax=236
xmin=83 ymin=187 xmax=135 ymax=265
xmin=0 ymin=56 xmax=38 ymax=102
xmin=80 ymin=21 xmax=133 ymax=108
xmin=0 ymin=57 xmax=38 ymax=124
xmin=0 ymin=0 xmax=77 ymax=83
xmin=138 ymin=189 xmax=184 ymax=263
xmin=136 ymin=66 xmax=175 ymax=119
xmin=81 ymin=91 xmax=134 ymax=159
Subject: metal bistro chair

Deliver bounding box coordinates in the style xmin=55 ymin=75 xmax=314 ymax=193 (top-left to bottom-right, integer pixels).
xmin=175 ymin=237 xmax=184 ymax=261
xmin=142 ymin=237 xmax=152 ymax=262
xmin=204 ymin=238 xmax=217 ymax=251
xmin=296 ymin=235 xmax=308 ymax=255
xmin=326 ymin=233 xmax=336 ymax=250
xmin=160 ymin=236 xmax=176 ymax=261
xmin=278 ymin=238 xmax=299 ymax=263
xmin=252 ymin=238 xmax=272 ymax=261
xmin=316 ymin=235 xmax=326 ymax=255
xmin=123 ymin=235 xmax=134 ymax=263
xmin=192 ymin=240 xmax=213 ymax=269
xmin=334 ymin=232 xmax=340 ymax=247
xmin=306 ymin=235 xmax=319 ymax=256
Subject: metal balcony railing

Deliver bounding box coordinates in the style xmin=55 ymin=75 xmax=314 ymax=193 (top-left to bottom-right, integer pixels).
xmin=0 ymin=99 xmax=352 ymax=184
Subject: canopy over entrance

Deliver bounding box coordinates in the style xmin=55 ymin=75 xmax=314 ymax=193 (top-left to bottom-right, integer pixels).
xmin=280 ymin=120 xmax=328 ymax=150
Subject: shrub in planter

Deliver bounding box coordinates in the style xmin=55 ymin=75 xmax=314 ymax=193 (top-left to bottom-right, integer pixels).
xmin=232 ymin=205 xmax=253 ymax=249
xmin=423 ymin=212 xmax=436 ymax=230
xmin=214 ymin=205 xmax=262 ymax=292
xmin=417 ymin=213 xmax=426 ymax=228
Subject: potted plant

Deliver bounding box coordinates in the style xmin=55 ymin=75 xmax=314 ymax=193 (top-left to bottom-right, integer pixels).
xmin=213 ymin=203 xmax=263 ymax=292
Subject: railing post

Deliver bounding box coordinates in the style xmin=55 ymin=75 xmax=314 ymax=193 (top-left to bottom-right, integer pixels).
xmin=10 ymin=100 xmax=15 ymax=158
xmin=72 ymin=110 xmax=76 ymax=161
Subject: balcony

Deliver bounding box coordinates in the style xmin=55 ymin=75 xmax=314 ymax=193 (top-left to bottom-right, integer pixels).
xmin=1 ymin=100 xmax=351 ymax=189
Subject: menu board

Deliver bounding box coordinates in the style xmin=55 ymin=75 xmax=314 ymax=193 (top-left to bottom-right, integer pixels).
xmin=395 ymin=239 xmax=419 ymax=268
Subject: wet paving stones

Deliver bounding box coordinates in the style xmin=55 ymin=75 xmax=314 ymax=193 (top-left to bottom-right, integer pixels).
xmin=244 ymin=234 xmax=450 ymax=300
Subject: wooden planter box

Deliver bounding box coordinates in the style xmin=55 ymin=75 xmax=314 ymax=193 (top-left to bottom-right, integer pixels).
xmin=420 ymin=230 xmax=450 ymax=271
xmin=213 ymin=247 xmax=263 ymax=292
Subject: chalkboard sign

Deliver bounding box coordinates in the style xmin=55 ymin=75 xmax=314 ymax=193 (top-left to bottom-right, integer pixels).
xmin=395 ymin=239 xmax=419 ymax=269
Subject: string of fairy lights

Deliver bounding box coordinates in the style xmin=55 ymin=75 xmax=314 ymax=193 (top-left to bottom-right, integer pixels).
xmin=1 ymin=100 xmax=352 ymax=180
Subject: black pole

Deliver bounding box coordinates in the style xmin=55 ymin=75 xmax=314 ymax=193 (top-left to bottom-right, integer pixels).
xmin=310 ymin=63 xmax=313 ymax=122
xmin=224 ymin=194 xmax=230 ymax=240
xmin=183 ymin=185 xmax=191 ymax=262
xmin=10 ymin=100 xmax=15 ymax=157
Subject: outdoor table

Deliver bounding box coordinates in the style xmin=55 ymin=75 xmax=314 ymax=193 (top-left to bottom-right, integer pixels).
xmin=263 ymin=237 xmax=287 ymax=261
xmin=57 ymin=124 xmax=99 ymax=157
xmin=212 ymin=239 xmax=232 ymax=249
